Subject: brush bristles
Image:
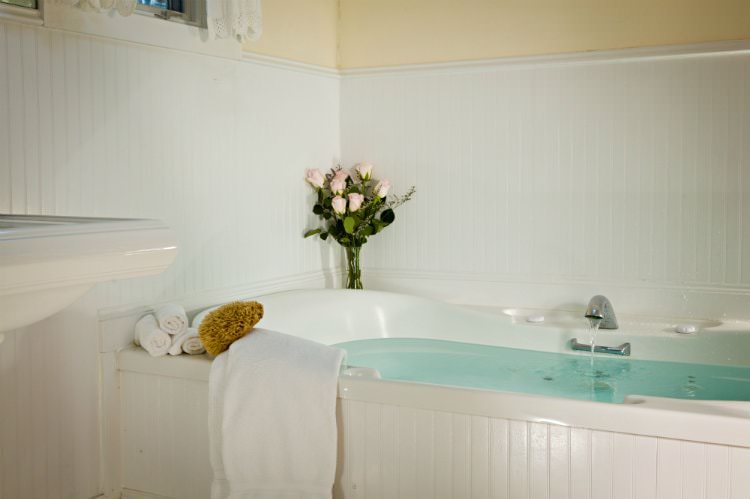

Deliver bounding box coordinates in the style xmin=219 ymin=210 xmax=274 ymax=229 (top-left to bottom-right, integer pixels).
xmin=198 ymin=301 xmax=264 ymax=355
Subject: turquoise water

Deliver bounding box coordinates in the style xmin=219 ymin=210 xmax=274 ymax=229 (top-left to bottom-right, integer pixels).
xmin=335 ymin=338 xmax=750 ymax=404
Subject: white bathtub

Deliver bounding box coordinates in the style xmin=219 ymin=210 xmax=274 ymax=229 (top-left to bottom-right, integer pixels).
xmin=115 ymin=289 xmax=750 ymax=499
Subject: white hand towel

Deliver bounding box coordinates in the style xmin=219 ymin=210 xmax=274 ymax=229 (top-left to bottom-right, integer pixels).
xmin=155 ymin=303 xmax=188 ymax=336
xmin=134 ymin=314 xmax=171 ymax=357
xmin=209 ymin=329 xmax=345 ymax=499
xmin=168 ymin=327 xmax=205 ymax=356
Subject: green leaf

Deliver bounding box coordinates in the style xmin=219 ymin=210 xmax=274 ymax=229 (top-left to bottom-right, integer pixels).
xmin=313 ymin=204 xmax=324 ymax=215
xmin=304 ymin=228 xmax=322 ymax=238
xmin=362 ymin=225 xmax=374 ymax=236
xmin=380 ymin=209 xmax=395 ymax=224
xmin=323 ymin=211 xmax=332 ymax=219
xmin=344 ymin=216 xmax=356 ymax=234
xmin=320 ymin=232 xmax=329 ymax=241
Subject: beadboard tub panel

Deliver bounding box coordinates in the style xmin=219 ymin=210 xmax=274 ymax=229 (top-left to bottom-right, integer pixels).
xmin=117 ymin=367 xmax=750 ymax=499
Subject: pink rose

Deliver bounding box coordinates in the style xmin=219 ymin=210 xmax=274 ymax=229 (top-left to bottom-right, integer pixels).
xmin=331 ymin=196 xmax=347 ymax=215
xmin=305 ymin=168 xmax=325 ymax=189
xmin=348 ymin=193 xmax=365 ymax=212
xmin=333 ymin=170 xmax=349 ymax=181
xmin=330 ymin=177 xmax=346 ymax=195
xmin=356 ymin=163 xmax=373 ymax=180
xmin=374 ymin=179 xmax=391 ymax=198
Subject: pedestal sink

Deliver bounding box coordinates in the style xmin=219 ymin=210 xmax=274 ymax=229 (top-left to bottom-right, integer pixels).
xmin=0 ymin=215 xmax=178 ymax=332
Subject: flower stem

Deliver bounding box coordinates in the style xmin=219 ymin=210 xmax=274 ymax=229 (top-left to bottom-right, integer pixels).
xmin=345 ymin=246 xmax=363 ymax=289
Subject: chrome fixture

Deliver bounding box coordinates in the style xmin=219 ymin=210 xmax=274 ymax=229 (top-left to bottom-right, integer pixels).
xmin=570 ymin=338 xmax=631 ymax=356
xmin=572 ymin=294 xmax=629 ymax=356
xmin=585 ymin=294 xmax=618 ymax=329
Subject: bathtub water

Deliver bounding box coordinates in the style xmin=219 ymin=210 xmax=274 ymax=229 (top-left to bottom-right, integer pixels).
xmin=245 ymin=289 xmax=750 ymax=446
xmin=335 ymin=337 xmax=750 ymax=404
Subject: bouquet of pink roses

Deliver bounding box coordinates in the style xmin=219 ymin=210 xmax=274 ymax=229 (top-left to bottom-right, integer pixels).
xmin=304 ymin=163 xmax=415 ymax=288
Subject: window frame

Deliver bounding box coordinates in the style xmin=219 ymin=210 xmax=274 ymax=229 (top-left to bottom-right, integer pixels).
xmin=0 ymin=0 xmax=36 ymax=9
xmin=135 ymin=0 xmax=206 ymax=29
xmin=0 ymin=0 xmax=42 ymax=25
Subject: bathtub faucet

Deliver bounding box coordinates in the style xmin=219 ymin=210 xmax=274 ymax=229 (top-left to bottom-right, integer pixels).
xmin=585 ymin=295 xmax=618 ymax=329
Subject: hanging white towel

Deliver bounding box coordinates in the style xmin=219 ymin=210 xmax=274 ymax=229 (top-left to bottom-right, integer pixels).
xmin=168 ymin=327 xmax=205 ymax=356
xmin=209 ymin=329 xmax=344 ymax=499
xmin=207 ymin=0 xmax=263 ymax=42
xmin=154 ymin=303 xmax=188 ymax=336
xmin=134 ymin=314 xmax=171 ymax=357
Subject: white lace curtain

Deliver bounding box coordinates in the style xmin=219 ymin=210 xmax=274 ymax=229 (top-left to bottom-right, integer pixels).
xmin=56 ymin=0 xmax=137 ymax=16
xmin=208 ymin=0 xmax=262 ymax=42
xmin=55 ymin=0 xmax=263 ymax=43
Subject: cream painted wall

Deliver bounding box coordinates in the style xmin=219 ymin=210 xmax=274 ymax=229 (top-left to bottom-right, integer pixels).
xmin=338 ymin=0 xmax=750 ymax=68
xmin=42 ymin=0 xmax=750 ymax=69
xmin=242 ymin=0 xmax=339 ymax=67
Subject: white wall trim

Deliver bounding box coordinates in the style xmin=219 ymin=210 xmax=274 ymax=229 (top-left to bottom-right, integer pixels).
xmin=339 ymin=39 xmax=750 ymax=77
xmin=4 ymin=11 xmax=748 ymax=79
xmin=0 ymin=3 xmax=42 ymax=26
xmin=241 ymin=51 xmax=340 ymax=78
xmin=121 ymin=491 xmax=171 ymax=499
xmin=0 ymin=12 xmax=339 ymax=78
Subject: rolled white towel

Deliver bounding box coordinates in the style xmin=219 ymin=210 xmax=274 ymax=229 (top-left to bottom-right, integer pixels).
xmin=182 ymin=333 xmax=206 ymax=355
xmin=134 ymin=314 xmax=171 ymax=357
xmin=154 ymin=303 xmax=188 ymax=336
xmin=168 ymin=328 xmax=189 ymax=356
xmin=168 ymin=327 xmax=205 ymax=356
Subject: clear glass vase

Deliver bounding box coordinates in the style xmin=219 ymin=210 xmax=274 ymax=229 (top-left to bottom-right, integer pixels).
xmin=345 ymin=246 xmax=363 ymax=289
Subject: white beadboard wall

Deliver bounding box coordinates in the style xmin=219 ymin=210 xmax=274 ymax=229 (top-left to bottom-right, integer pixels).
xmin=338 ymin=399 xmax=750 ymax=499
xmin=340 ymin=49 xmax=750 ymax=318
xmin=115 ymin=368 xmax=750 ymax=499
xmin=0 ymin=19 xmax=340 ymax=499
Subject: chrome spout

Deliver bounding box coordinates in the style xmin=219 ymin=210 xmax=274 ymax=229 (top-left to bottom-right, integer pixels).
xmin=585 ymin=295 xmax=618 ymax=329
xmin=570 ymin=338 xmax=630 ymax=356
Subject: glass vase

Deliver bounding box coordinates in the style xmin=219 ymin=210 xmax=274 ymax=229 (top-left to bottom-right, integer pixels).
xmin=345 ymin=246 xmax=363 ymax=289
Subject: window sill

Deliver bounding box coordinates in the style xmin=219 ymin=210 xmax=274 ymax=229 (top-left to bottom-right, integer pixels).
xmin=0 ymin=3 xmax=42 ymax=26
